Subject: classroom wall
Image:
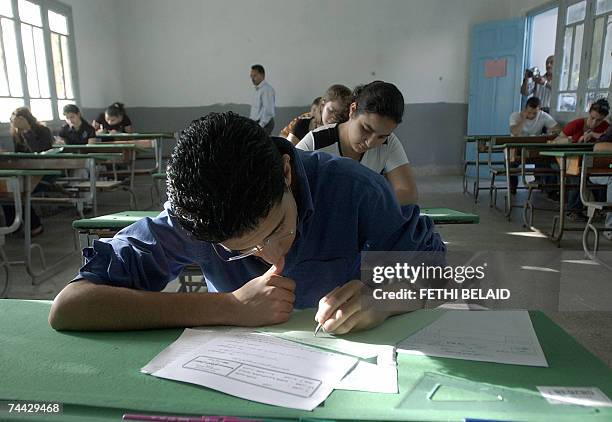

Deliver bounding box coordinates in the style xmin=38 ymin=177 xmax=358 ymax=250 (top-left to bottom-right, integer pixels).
xmin=87 ymin=0 xmax=532 ymax=174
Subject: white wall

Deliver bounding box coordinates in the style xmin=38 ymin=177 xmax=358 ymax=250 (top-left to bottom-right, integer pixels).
xmin=103 ymin=0 xmax=518 ymax=108
xmin=61 ymin=0 xmax=123 ymax=108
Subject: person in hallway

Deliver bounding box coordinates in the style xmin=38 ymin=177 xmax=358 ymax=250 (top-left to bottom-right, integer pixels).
xmin=521 ymin=55 xmax=554 ymax=113
xmin=48 ymin=112 xmax=444 ymax=333
xmin=296 ymin=81 xmax=418 ymax=205
xmin=3 ymin=107 xmax=55 ymax=236
xmin=249 ymin=64 xmax=276 ymax=135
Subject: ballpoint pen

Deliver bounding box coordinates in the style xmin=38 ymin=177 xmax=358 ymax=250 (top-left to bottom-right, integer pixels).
xmin=314 ymin=322 xmax=323 ymax=336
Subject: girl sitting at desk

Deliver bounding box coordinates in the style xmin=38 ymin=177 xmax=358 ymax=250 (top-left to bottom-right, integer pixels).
xmin=58 ymin=104 xmax=96 ymax=145
xmin=296 ymin=81 xmax=418 ymax=205
xmin=3 ymin=107 xmax=55 ymax=236
xmin=557 ymin=99 xmax=610 ymax=221
xmin=92 ymin=102 xmax=133 ymax=135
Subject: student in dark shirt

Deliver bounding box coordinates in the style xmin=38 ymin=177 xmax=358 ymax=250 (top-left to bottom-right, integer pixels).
xmin=92 ymin=102 xmax=133 ymax=134
xmin=4 ymin=107 xmax=55 ymax=235
xmin=58 ymin=104 xmax=96 ymax=145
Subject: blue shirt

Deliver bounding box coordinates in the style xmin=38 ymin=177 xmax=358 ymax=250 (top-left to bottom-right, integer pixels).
xmin=79 ymin=143 xmax=445 ymax=308
xmin=249 ymin=80 xmax=275 ymax=126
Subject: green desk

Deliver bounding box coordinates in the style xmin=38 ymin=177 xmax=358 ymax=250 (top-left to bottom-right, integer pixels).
xmin=1 ymin=300 xmax=611 ymax=421
xmin=72 ymin=208 xmax=479 ymax=243
xmin=489 ymin=142 xmax=593 ymax=220
xmin=539 ymin=150 xmax=612 ymax=248
xmin=421 ymin=208 xmax=479 ymax=224
xmin=96 ymin=132 xmax=175 ymax=174
xmin=54 ymin=144 xmax=147 ymax=192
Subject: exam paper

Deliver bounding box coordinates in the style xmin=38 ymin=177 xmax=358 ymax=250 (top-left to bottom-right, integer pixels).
xmin=397 ymin=310 xmax=548 ymax=367
xmin=335 ymin=346 xmax=398 ymax=393
xmin=151 ymin=332 xmax=358 ymax=411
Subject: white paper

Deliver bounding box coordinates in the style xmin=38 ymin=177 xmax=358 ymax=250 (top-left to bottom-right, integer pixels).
xmin=262 ymin=330 xmax=389 ymax=360
xmin=141 ymin=327 xmax=250 ymax=374
xmin=151 ymin=332 xmax=358 ymax=411
xmin=537 ymin=386 xmax=612 ymax=407
xmin=397 ymin=310 xmax=548 ymax=367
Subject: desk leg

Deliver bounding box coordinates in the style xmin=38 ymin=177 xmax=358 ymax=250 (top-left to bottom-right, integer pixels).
xmin=504 ymin=148 xmax=512 ymax=219
xmin=89 ymin=158 xmax=98 ymax=217
xmin=474 ymin=142 xmax=481 ymax=201
xmin=551 ymin=157 xmax=566 ymax=245
xmin=156 ymin=137 xmax=163 ymax=173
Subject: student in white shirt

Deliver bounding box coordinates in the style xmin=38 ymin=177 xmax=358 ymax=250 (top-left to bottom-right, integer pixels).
xmin=297 ymin=81 xmax=418 ymax=204
xmin=509 ymin=96 xmax=561 ymax=137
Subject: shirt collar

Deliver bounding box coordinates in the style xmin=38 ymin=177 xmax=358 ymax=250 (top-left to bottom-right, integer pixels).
xmin=255 ymin=80 xmax=267 ymax=90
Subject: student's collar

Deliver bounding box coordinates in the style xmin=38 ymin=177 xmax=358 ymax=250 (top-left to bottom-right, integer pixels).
xmin=255 ymin=80 xmax=267 ymax=89
xmin=270 ymin=137 xmax=314 ymax=236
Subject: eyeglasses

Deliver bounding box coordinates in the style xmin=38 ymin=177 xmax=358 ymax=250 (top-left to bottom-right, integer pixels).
xmin=212 ymin=227 xmax=296 ymax=262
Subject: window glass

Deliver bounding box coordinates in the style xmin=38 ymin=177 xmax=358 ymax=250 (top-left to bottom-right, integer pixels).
xmin=596 ymin=0 xmax=612 ymax=15
xmin=601 ymin=16 xmax=612 ymax=89
xmin=585 ymin=91 xmax=608 ymax=111
xmin=0 ymin=0 xmax=13 ymax=18
xmin=1 ymin=18 xmax=22 ymax=97
xmin=566 ymin=1 xmax=586 ymax=24
xmin=17 ymin=0 xmax=41 ymax=27
xmin=587 ymin=17 xmax=604 ymax=89
xmin=0 ymin=97 xmax=24 ymax=122
xmin=558 ymin=93 xmax=577 ymax=112
xmin=48 ymin=10 xmax=68 ymax=35
xmin=51 ymin=32 xmax=65 ymax=98
xmin=30 ymin=98 xmax=52 ymax=121
xmin=61 ymin=35 xmax=73 ymax=98
xmin=560 ymin=27 xmax=573 ymax=91
xmin=569 ymin=23 xmax=583 ymax=90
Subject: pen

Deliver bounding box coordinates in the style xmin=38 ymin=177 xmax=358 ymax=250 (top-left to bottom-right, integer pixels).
xmin=123 ymin=415 xmax=262 ymax=422
xmin=314 ymin=250 xmax=364 ymax=336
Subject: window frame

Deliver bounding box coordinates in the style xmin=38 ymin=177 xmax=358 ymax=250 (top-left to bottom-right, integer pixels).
xmin=0 ymin=0 xmax=79 ymax=127
xmin=552 ymin=0 xmax=612 ymax=117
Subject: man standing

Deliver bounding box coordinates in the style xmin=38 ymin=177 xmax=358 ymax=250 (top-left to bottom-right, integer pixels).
xmin=249 ymin=64 xmax=276 ymax=135
xmin=521 ymin=55 xmax=554 ymax=113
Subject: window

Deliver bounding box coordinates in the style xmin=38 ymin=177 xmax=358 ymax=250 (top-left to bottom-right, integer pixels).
xmin=554 ymin=0 xmax=612 ymax=114
xmin=0 ymin=0 xmax=77 ymax=123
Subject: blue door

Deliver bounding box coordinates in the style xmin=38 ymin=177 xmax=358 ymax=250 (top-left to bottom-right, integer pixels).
xmin=468 ymin=18 xmax=527 ymax=135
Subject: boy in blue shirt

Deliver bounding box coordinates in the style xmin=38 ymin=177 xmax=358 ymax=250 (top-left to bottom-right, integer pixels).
xmin=49 ymin=112 xmax=445 ymax=333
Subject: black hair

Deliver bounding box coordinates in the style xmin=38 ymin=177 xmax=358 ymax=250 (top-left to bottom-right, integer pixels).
xmin=590 ymin=98 xmax=610 ymax=117
xmin=525 ymin=97 xmax=540 ymax=109
xmin=352 ymin=81 xmax=404 ymax=124
xmin=251 ymin=64 xmax=265 ymax=75
xmin=167 ymin=112 xmax=285 ymax=243
xmin=105 ymin=102 xmax=126 ymax=118
xmin=63 ymin=104 xmax=81 ymax=115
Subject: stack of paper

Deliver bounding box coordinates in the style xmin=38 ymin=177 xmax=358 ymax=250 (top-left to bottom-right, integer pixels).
xmin=397 ymin=310 xmax=548 ymax=367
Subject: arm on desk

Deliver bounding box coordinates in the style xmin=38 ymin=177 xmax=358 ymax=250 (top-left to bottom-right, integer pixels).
xmin=594 ymin=142 xmax=612 ymax=151
xmin=49 ymin=263 xmax=295 ymax=331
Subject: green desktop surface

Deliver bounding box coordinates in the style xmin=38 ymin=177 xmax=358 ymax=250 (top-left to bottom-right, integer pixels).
xmin=1 ymin=300 xmax=611 ymax=421
xmin=72 ymin=208 xmax=478 ymax=232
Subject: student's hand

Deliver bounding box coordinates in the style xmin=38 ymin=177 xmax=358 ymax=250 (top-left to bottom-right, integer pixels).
xmin=520 ymin=111 xmax=529 ymax=120
xmin=55 ymin=139 xmax=65 ymax=145
xmin=315 ymin=280 xmax=391 ymax=335
xmin=109 ymin=129 xmax=119 ymax=134
xmin=229 ymin=260 xmax=295 ymax=326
